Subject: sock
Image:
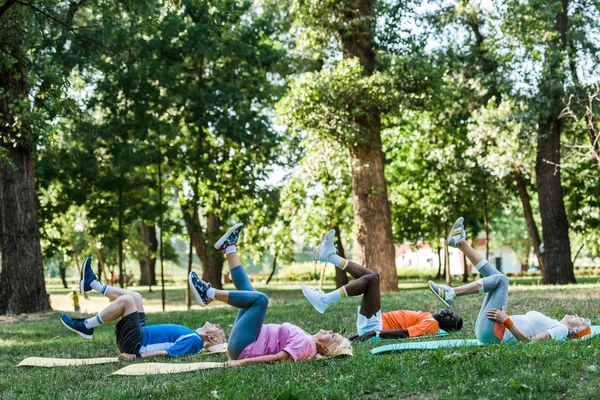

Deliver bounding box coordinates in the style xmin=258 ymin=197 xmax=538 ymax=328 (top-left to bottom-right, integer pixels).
xmin=322 ymin=286 xmax=348 ymax=305
xmin=90 ymin=280 xmax=108 ymax=295
xmin=225 ymin=245 xmax=236 ymax=255
xmin=84 ymin=314 xmax=103 ymax=329
xmin=328 ymin=255 xmax=346 ymax=269
xmin=446 ymin=286 xmax=456 ymax=298
xmin=476 ymin=278 xmax=485 ymax=294
xmin=473 ymin=259 xmax=488 ymax=271
xmin=206 ymin=287 xmax=216 ymax=300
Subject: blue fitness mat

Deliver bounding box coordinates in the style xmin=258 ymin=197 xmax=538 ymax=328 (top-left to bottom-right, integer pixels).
xmin=368 ymin=329 xmax=448 ymax=342
xmin=371 ymin=339 xmax=482 ymax=354
xmin=371 ymin=326 xmax=600 ymax=354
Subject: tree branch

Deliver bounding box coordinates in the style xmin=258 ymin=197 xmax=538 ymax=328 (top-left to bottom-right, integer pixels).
xmin=0 ymin=0 xmax=17 ymax=19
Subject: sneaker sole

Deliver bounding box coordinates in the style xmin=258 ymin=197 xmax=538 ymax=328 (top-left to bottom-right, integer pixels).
xmin=60 ymin=318 xmax=93 ymax=340
xmin=188 ymin=272 xmax=208 ymax=307
xmin=447 ymin=217 xmax=464 ymax=247
xmin=79 ymin=256 xmax=91 ymax=294
xmin=301 ymin=284 xmax=326 ymax=314
xmin=428 ymin=281 xmax=452 ymax=308
xmin=315 ymin=229 xmax=335 ymax=261
xmin=214 ymin=223 xmax=244 ymax=250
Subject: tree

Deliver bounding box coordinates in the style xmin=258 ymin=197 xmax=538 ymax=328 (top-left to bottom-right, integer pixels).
xmin=279 ymin=0 xmax=403 ymax=292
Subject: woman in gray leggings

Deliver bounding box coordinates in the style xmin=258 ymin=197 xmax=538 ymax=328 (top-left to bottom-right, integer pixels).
xmin=428 ymin=217 xmax=591 ymax=343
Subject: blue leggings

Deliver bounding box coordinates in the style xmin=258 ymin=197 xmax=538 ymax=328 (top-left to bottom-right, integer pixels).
xmin=474 ymin=260 xmax=509 ymax=344
xmin=226 ymin=265 xmax=269 ymax=360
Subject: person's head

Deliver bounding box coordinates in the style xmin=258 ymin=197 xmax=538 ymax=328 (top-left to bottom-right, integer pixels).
xmin=560 ymin=314 xmax=591 ymax=339
xmin=197 ymin=322 xmax=226 ymax=347
xmin=312 ymin=329 xmax=353 ymax=357
xmin=433 ymin=309 xmax=463 ymax=332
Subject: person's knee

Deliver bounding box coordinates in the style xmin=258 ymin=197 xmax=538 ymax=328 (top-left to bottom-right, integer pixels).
xmin=497 ymin=274 xmax=509 ymax=286
xmin=116 ymin=294 xmax=136 ymax=307
xmin=366 ymin=273 xmax=380 ymax=286
xmin=255 ymin=292 xmax=269 ymax=307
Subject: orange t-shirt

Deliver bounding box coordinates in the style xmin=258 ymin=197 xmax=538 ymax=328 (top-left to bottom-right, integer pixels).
xmin=381 ymin=310 xmax=439 ymax=337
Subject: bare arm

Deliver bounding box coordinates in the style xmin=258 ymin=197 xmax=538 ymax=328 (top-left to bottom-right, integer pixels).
xmin=486 ymin=308 xmax=552 ymax=343
xmin=226 ymin=350 xmax=291 ymax=367
xmin=350 ymin=328 xmax=409 ymax=343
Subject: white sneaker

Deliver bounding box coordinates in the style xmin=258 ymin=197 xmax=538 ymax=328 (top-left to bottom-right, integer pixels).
xmin=447 ymin=217 xmax=467 ymax=248
xmin=315 ymin=229 xmax=337 ymax=262
xmin=428 ymin=281 xmax=455 ymax=307
xmin=301 ymin=284 xmax=329 ymax=314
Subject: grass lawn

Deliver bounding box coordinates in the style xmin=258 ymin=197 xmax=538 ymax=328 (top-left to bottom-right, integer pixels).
xmin=1 ymin=281 xmax=599 ymax=399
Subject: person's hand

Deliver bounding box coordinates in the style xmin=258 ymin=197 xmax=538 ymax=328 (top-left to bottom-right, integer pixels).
xmin=118 ymin=353 xmax=136 ymax=361
xmin=486 ymin=307 xmax=508 ymax=323
xmin=225 ymin=359 xmax=246 ymax=367
xmin=351 ymin=331 xmax=376 ymax=343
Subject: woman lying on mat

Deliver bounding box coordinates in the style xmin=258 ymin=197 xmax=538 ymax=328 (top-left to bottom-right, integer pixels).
xmin=428 ymin=217 xmax=592 ymax=343
xmin=302 ymin=230 xmax=463 ymax=343
xmin=189 ymin=223 xmax=352 ymax=367
xmin=60 ymin=256 xmax=226 ymax=360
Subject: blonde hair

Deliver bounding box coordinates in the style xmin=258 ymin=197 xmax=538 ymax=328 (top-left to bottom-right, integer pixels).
xmin=323 ymin=338 xmax=353 ymax=357
xmin=568 ymin=318 xmax=592 ymax=339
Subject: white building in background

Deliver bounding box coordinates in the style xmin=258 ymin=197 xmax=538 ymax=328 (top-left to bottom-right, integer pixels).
xmin=395 ymin=237 xmax=525 ymax=275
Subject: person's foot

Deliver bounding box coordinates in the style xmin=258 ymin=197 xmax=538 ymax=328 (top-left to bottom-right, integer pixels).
xmin=189 ymin=272 xmax=214 ymax=307
xmin=447 ymin=217 xmax=467 ymax=248
xmin=79 ymin=256 xmax=95 ymax=294
xmin=60 ymin=314 xmax=94 ymax=339
xmin=315 ymin=229 xmax=337 ymax=262
xmin=301 ymin=284 xmax=329 ymax=314
xmin=214 ymin=223 xmax=244 ymax=253
xmin=428 ymin=281 xmax=456 ymax=307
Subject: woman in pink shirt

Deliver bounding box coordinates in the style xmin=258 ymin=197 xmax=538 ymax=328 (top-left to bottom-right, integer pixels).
xmin=189 ymin=223 xmax=352 ymax=367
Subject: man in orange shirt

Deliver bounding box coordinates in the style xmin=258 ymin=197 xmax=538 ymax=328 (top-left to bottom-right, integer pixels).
xmin=303 ymin=230 xmax=463 ymax=342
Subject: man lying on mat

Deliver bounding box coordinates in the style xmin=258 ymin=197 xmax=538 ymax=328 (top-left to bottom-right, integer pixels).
xmin=302 ymin=230 xmax=463 ymax=343
xmin=189 ymin=223 xmax=353 ymax=367
xmin=428 ymin=217 xmax=592 ymax=343
xmin=59 ymin=257 xmax=226 ymax=360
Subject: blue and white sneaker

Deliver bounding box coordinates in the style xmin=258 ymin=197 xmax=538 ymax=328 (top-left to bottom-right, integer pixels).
xmin=301 ymin=284 xmax=329 ymax=314
xmin=428 ymin=281 xmax=456 ymax=307
xmin=315 ymin=229 xmax=337 ymax=262
xmin=60 ymin=314 xmax=94 ymax=339
xmin=214 ymin=223 xmax=244 ymax=253
xmin=447 ymin=217 xmax=467 ymax=248
xmin=189 ymin=272 xmax=214 ymax=307
xmin=79 ymin=256 xmax=95 ymax=294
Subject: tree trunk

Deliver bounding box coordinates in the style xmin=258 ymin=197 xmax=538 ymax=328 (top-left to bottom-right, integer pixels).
xmin=443 ymin=224 xmax=451 ymax=285
xmin=339 ymin=0 xmax=397 ymax=293
xmin=138 ymin=221 xmax=157 ymax=286
xmin=202 ymin=213 xmax=223 ymax=288
xmin=536 ymin=117 xmax=575 ymax=283
xmin=0 ymin=27 xmax=51 ymax=313
xmin=513 ymin=168 xmax=546 ymax=273
xmin=266 ymin=253 xmax=277 ymax=285
xmin=0 ymin=147 xmax=51 ymax=314
xmin=462 ymin=252 xmax=469 ymax=283
xmin=59 ymin=263 xmax=68 ymax=289
xmin=435 ymin=246 xmax=442 ymax=280
xmin=333 ymin=226 xmax=349 ymax=288
xmin=534 ymin=0 xmax=575 ymax=284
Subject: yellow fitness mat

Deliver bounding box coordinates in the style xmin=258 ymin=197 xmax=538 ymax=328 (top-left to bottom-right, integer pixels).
xmin=17 ymin=346 xmax=227 ymax=368
xmin=110 ymin=361 xmax=225 ymax=376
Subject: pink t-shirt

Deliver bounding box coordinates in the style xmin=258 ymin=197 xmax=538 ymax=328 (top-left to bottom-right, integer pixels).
xmin=238 ymin=323 xmax=317 ymax=361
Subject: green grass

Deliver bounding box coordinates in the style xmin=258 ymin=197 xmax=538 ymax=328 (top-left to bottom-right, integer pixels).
xmin=1 ymin=282 xmax=600 ymax=399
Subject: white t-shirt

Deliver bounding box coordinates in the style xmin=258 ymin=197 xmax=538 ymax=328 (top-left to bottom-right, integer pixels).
xmin=503 ymin=311 xmax=568 ymax=342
